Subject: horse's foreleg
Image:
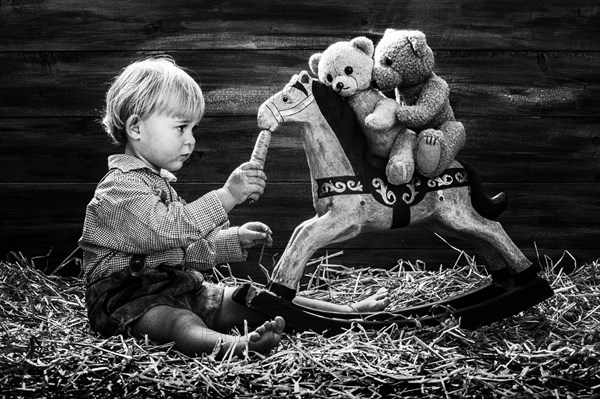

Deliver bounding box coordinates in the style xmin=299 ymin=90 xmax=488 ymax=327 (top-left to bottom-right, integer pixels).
xmin=269 ymin=211 xmax=361 ymax=295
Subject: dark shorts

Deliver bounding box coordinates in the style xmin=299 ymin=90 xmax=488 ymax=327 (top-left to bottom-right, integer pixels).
xmin=85 ymin=265 xmax=224 ymax=338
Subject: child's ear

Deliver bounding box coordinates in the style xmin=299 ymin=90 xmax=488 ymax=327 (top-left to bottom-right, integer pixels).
xmin=125 ymin=114 xmax=142 ymax=140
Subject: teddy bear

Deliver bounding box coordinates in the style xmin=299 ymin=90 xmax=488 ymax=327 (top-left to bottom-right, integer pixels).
xmin=308 ymin=36 xmax=418 ymax=185
xmin=372 ymin=29 xmax=465 ymax=178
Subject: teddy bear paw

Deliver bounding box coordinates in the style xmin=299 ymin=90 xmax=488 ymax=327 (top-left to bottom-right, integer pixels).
xmin=386 ymin=158 xmax=415 ymax=185
xmin=416 ymin=132 xmax=442 ymax=177
xmin=365 ymin=113 xmax=395 ymax=131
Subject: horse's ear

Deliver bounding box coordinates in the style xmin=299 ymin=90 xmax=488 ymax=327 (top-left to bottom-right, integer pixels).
xmin=299 ymin=71 xmax=310 ymax=84
xmin=351 ymin=37 xmax=374 ymax=57
xmin=308 ymin=53 xmax=322 ymax=75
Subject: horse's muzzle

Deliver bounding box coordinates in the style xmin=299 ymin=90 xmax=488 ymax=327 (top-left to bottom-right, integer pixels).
xmin=257 ymin=101 xmax=281 ymax=132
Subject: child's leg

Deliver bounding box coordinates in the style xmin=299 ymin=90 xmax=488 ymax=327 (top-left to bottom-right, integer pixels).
xmin=213 ymin=286 xmax=389 ymax=332
xmin=130 ymin=305 xmax=284 ymax=358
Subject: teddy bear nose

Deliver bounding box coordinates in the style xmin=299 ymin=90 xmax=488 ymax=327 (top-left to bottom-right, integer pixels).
xmin=335 ymin=82 xmax=345 ymax=90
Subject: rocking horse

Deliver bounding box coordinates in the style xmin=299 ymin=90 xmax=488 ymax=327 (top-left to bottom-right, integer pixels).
xmin=233 ymin=71 xmax=553 ymax=333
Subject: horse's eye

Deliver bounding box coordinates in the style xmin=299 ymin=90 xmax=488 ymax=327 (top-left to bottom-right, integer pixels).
xmin=282 ymin=95 xmax=289 ymax=103
xmin=326 ymin=74 xmax=333 ymax=82
xmin=344 ymin=66 xmax=353 ymax=75
xmin=385 ymin=57 xmax=393 ymax=66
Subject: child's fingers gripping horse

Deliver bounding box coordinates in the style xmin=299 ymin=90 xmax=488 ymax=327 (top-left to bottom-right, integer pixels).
xmin=257 ymin=71 xmax=539 ymax=300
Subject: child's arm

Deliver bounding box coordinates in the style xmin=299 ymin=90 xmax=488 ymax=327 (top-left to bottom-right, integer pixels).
xmin=183 ymin=222 xmax=272 ymax=271
xmin=88 ymin=173 xmax=231 ymax=254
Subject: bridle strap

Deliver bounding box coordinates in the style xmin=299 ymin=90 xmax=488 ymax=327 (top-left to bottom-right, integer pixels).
xmin=266 ymin=92 xmax=314 ymax=123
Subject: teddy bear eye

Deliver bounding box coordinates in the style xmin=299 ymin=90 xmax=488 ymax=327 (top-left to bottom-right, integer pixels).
xmin=282 ymin=95 xmax=289 ymax=102
xmin=344 ymin=66 xmax=353 ymax=75
xmin=385 ymin=57 xmax=393 ymax=67
xmin=326 ymin=74 xmax=333 ymax=83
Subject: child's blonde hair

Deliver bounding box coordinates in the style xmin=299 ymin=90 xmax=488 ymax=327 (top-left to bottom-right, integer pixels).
xmin=102 ymin=56 xmax=205 ymax=145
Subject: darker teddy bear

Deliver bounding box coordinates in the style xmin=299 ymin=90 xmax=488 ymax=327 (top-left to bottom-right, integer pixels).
xmin=372 ymin=29 xmax=465 ymax=178
xmin=308 ymin=37 xmax=418 ymax=185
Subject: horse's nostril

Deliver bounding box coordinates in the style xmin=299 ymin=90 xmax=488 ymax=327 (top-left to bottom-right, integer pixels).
xmin=336 ymin=82 xmax=344 ymax=89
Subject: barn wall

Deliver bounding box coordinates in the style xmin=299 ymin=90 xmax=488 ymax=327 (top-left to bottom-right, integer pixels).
xmin=1 ymin=0 xmax=598 ymax=278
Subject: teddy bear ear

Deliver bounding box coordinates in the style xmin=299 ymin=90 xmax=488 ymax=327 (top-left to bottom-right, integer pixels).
xmin=308 ymin=53 xmax=322 ymax=75
xmin=351 ymin=36 xmax=374 ymax=57
xmin=408 ymin=34 xmax=428 ymax=59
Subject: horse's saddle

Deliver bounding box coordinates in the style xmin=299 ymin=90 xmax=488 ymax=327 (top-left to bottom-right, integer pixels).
xmin=315 ymin=167 xmax=469 ymax=228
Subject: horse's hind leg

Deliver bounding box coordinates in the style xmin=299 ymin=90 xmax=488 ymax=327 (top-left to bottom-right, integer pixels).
xmin=431 ymin=190 xmax=538 ymax=287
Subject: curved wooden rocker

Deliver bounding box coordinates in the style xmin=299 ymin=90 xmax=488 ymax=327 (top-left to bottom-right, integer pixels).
xmin=234 ymin=71 xmax=553 ymax=333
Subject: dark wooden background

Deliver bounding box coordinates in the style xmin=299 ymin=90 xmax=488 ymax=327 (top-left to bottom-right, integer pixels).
xmin=1 ymin=0 xmax=599 ymax=279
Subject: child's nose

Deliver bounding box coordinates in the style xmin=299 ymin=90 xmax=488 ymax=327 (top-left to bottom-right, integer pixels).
xmin=184 ymin=131 xmax=195 ymax=146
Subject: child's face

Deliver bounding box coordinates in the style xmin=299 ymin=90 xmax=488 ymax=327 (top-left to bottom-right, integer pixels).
xmin=133 ymin=111 xmax=198 ymax=172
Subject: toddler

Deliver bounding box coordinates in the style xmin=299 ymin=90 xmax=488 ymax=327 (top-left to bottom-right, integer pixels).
xmin=80 ymin=56 xmax=389 ymax=358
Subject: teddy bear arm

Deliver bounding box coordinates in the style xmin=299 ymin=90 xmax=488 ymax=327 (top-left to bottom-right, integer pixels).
xmin=366 ymin=97 xmax=400 ymax=131
xmin=397 ymin=77 xmax=450 ymax=127
xmin=417 ymin=76 xmax=450 ymax=114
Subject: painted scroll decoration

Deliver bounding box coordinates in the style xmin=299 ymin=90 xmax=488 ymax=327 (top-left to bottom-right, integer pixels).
xmin=316 ymin=168 xmax=469 ymax=209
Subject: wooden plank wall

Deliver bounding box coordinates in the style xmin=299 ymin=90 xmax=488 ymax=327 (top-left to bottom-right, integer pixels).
xmin=1 ymin=0 xmax=599 ymax=279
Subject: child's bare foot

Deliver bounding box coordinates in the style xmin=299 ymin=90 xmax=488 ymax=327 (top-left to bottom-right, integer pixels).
xmin=246 ymin=316 xmax=285 ymax=354
xmin=350 ymin=287 xmax=390 ymax=313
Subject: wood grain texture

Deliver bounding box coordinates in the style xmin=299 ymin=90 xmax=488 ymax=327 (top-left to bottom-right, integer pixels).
xmin=1 ymin=117 xmax=598 ymax=183
xmin=1 ymin=0 xmax=598 ymax=51
xmin=1 ymin=183 xmax=598 ymax=262
xmin=1 ymin=0 xmax=598 ymax=272
xmin=1 ymin=51 xmax=598 ymax=117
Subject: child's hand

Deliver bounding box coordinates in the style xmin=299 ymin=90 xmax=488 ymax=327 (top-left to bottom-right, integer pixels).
xmin=239 ymin=222 xmax=273 ymax=249
xmin=220 ymin=162 xmax=267 ymax=208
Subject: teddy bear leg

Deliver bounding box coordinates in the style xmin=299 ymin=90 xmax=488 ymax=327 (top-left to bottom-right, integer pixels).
xmin=416 ymin=121 xmax=466 ymax=177
xmin=416 ymin=129 xmax=443 ymax=177
xmin=386 ymin=129 xmax=417 ymax=185
xmin=440 ymin=120 xmax=466 ymax=169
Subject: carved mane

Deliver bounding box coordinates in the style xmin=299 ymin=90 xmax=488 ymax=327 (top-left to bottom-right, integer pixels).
xmin=311 ymin=80 xmax=376 ymax=177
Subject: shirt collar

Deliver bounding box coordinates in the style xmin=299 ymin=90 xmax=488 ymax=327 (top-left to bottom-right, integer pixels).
xmin=108 ymin=154 xmax=178 ymax=182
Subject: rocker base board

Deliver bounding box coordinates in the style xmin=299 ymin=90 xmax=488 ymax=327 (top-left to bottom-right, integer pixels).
xmin=232 ymin=277 xmax=554 ymax=334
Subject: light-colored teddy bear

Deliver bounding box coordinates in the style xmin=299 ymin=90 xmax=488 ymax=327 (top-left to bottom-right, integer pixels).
xmin=372 ymin=29 xmax=465 ymax=178
xmin=309 ymin=37 xmax=418 ymax=185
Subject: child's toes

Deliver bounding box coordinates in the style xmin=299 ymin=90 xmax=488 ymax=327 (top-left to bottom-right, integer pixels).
xmin=273 ymin=316 xmax=285 ymax=333
xmin=254 ymin=323 xmax=268 ymax=335
xmin=247 ymin=331 xmax=261 ymax=342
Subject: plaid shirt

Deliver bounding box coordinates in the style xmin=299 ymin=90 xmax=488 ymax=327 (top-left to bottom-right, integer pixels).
xmin=79 ymin=154 xmax=246 ymax=285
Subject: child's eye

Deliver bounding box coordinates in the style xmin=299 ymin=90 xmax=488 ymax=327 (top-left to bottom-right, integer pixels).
xmin=177 ymin=125 xmax=186 ymax=133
